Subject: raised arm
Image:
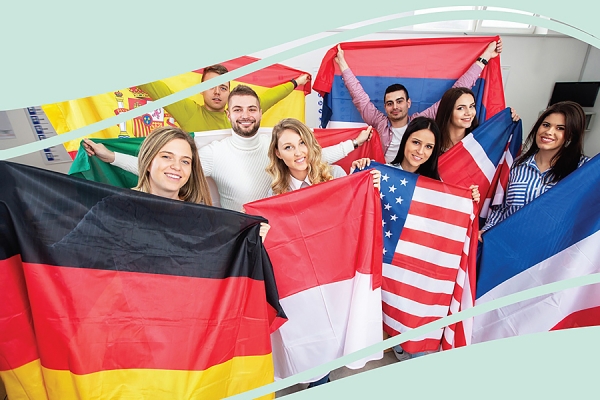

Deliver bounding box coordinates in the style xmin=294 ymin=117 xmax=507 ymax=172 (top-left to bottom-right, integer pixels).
xmin=259 ymin=73 xmax=309 ymax=113
xmin=321 ymin=126 xmax=372 ymax=164
xmin=335 ymin=45 xmax=391 ymax=142
xmin=139 ymin=81 xmax=203 ymax=131
xmin=412 ymin=39 xmax=503 ymax=120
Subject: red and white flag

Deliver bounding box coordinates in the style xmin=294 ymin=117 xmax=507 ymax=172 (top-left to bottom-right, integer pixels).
xmin=244 ymin=171 xmax=384 ymax=381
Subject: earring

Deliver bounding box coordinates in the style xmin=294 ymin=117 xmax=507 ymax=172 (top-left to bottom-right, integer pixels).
xmin=565 ymin=140 xmax=571 ymax=147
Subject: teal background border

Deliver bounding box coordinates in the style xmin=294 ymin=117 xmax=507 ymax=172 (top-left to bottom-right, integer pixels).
xmin=1 ymin=1 xmax=599 ymax=398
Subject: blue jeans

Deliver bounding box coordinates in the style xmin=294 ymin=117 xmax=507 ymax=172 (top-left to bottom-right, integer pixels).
xmin=394 ymin=345 xmax=428 ymax=358
xmin=307 ymin=372 xmax=331 ymax=388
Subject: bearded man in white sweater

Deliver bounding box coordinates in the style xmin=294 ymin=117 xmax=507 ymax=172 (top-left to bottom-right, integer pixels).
xmin=83 ymin=85 xmax=371 ymax=211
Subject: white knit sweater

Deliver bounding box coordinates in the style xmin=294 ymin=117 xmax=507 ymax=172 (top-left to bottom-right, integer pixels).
xmin=112 ymin=131 xmax=354 ymax=211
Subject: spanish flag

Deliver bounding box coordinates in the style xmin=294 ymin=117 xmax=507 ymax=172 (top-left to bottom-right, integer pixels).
xmin=42 ymin=56 xmax=310 ymax=156
xmin=0 ymin=161 xmax=285 ymax=399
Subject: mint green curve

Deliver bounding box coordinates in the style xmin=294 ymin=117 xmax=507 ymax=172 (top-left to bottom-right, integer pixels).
xmin=230 ymin=273 xmax=600 ymax=399
xmin=1 ymin=9 xmax=598 ymax=160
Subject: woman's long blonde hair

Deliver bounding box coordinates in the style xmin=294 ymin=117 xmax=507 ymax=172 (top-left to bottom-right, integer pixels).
xmin=133 ymin=126 xmax=212 ymax=205
xmin=266 ymin=118 xmax=333 ymax=195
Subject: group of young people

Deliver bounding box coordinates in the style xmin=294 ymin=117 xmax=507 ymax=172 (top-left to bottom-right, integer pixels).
xmin=81 ymin=36 xmax=591 ymax=387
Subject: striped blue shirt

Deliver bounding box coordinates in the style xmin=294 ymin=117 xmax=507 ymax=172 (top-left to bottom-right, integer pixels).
xmin=482 ymin=153 xmax=590 ymax=232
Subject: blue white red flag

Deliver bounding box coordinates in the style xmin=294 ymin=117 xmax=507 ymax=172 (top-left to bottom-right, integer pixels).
xmin=313 ymin=36 xmax=505 ymax=129
xmin=473 ymin=155 xmax=600 ymax=343
xmin=437 ymin=108 xmax=522 ymax=349
xmin=370 ymin=162 xmax=474 ymax=353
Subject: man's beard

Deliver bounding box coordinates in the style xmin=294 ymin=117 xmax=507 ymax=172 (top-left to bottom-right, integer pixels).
xmin=232 ymin=119 xmax=260 ymax=137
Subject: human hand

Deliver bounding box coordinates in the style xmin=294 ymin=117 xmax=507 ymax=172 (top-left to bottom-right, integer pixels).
xmin=82 ymin=138 xmax=116 ymax=163
xmin=355 ymin=126 xmax=373 ymax=146
xmin=350 ymin=157 xmax=371 ymax=173
xmin=294 ymin=74 xmax=310 ymax=86
xmin=371 ymin=169 xmax=381 ymax=190
xmin=482 ymin=37 xmax=502 ymax=61
xmin=478 ymin=229 xmax=484 ymax=243
xmin=334 ymin=44 xmax=349 ymax=71
xmin=510 ymin=107 xmax=520 ymax=122
xmin=259 ymin=222 xmax=271 ymax=243
xmin=470 ymin=184 xmax=480 ymax=203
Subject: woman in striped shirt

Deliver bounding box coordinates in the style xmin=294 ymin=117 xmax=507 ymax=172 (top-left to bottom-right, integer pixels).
xmin=480 ymin=101 xmax=590 ymax=239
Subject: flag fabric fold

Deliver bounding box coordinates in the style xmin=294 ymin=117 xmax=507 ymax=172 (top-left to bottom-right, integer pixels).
xmin=0 ymin=161 xmax=284 ymax=400
xmin=437 ymin=107 xmax=522 ymax=349
xmin=368 ymin=162 xmax=474 ymax=353
xmin=312 ymin=127 xmax=386 ymax=173
xmin=473 ymin=155 xmax=600 ymax=343
xmin=313 ymin=36 xmax=505 ymax=129
xmin=244 ymin=171 xmax=384 ymax=381
xmin=42 ymin=56 xmax=310 ymax=156
xmin=438 ymin=108 xmax=523 ymax=218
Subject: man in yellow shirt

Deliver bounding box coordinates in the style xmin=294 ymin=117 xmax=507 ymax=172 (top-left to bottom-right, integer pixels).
xmin=139 ymin=64 xmax=309 ymax=132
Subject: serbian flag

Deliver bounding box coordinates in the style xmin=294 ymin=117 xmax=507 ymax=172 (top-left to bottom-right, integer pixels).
xmin=313 ymin=36 xmax=505 ymax=129
xmin=368 ymin=162 xmax=474 ymax=353
xmin=473 ymin=155 xmax=600 ymax=343
xmin=42 ymin=56 xmax=310 ymax=157
xmin=313 ymin=127 xmax=386 ymax=173
xmin=437 ymin=108 xmax=522 ymax=349
xmin=0 ymin=161 xmax=285 ymax=400
xmin=244 ymin=171 xmax=384 ymax=380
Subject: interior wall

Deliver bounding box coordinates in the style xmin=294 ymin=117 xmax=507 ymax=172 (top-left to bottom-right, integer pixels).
xmin=0 ymin=108 xmax=72 ymax=173
xmin=580 ymin=45 xmax=600 ymax=157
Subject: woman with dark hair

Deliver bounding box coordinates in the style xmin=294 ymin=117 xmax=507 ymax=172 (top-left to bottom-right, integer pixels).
xmin=480 ymin=101 xmax=590 ymax=239
xmin=361 ymin=116 xmax=479 ymax=361
xmin=389 ymin=116 xmax=443 ymax=180
xmin=435 ymin=87 xmax=520 ymax=153
xmin=435 ymin=87 xmax=479 ymax=152
xmin=356 ymin=116 xmax=480 ymax=199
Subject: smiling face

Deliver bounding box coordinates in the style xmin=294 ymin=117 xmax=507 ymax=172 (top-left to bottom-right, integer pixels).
xmin=400 ymin=129 xmax=436 ymax=173
xmin=536 ymin=112 xmax=566 ymax=156
xmin=275 ymin=129 xmax=309 ymax=181
xmin=147 ymin=138 xmax=193 ymax=200
xmin=201 ymin=71 xmax=230 ymax=112
xmin=450 ymin=93 xmax=476 ymax=130
xmin=384 ymin=90 xmax=411 ymax=126
xmin=227 ymin=94 xmax=262 ymax=137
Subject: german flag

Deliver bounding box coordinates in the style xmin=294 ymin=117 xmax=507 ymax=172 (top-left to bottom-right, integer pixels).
xmin=0 ymin=161 xmax=285 ymax=399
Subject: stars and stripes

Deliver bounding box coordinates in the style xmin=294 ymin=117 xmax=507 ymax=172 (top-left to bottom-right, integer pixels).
xmin=372 ymin=162 xmax=474 ymax=353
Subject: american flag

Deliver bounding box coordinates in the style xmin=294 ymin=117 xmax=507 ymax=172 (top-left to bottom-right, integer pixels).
xmin=438 ymin=108 xmax=522 ymax=349
xmin=371 ymin=162 xmax=474 ymax=353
